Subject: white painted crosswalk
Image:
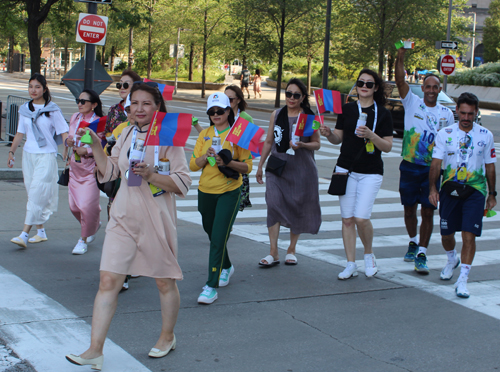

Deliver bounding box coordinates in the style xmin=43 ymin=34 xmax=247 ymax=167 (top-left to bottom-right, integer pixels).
xmin=180 ymin=137 xmax=500 ymax=321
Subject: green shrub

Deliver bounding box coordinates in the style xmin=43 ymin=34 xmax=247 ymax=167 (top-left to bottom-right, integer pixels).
xmin=449 ymin=62 xmax=500 ymax=87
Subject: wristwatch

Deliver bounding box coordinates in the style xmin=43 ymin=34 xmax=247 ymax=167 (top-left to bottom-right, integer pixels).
xmin=489 ymin=191 xmax=497 ymax=197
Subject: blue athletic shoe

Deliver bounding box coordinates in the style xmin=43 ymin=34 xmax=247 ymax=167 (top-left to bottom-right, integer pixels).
xmin=404 ymin=242 xmax=419 ymax=262
xmin=414 ymin=253 xmax=430 ymax=275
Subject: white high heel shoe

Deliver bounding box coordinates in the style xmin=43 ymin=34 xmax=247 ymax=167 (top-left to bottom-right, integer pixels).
xmin=66 ymin=354 xmax=103 ymax=371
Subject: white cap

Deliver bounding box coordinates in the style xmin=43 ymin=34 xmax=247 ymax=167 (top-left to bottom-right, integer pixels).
xmin=206 ymin=92 xmax=230 ymax=113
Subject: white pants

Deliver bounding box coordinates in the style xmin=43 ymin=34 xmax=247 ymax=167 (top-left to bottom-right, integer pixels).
xmin=22 ymin=151 xmax=59 ymax=225
xmin=336 ymin=166 xmax=383 ymax=219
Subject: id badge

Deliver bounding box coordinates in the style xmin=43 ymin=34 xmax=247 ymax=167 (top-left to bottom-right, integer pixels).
xmin=365 ymin=140 xmax=375 ymax=154
xmin=149 ymin=183 xmax=166 ymax=197
xmin=457 ymin=166 xmax=467 ymax=181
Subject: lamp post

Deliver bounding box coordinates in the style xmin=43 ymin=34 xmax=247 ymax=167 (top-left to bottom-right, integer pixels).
xmin=174 ymin=28 xmax=191 ymax=95
xmin=470 ymin=12 xmax=476 ymax=68
xmin=443 ymin=0 xmax=452 ymax=93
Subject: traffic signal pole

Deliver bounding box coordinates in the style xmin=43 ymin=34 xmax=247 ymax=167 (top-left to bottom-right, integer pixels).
xmin=84 ymin=2 xmax=97 ymax=90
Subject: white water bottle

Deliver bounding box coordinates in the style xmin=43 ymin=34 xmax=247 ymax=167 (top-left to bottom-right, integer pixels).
xmin=356 ymin=112 xmax=367 ymax=136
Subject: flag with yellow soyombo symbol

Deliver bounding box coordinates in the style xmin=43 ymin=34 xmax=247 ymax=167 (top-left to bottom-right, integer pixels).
xmin=145 ymin=112 xmax=192 ymax=147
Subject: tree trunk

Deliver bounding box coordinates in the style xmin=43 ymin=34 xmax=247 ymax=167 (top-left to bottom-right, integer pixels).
xmin=274 ymin=8 xmax=286 ymax=108
xmin=128 ymin=27 xmax=134 ymax=69
xmin=188 ymin=42 xmax=194 ymax=81
xmin=201 ymin=10 xmax=207 ymax=98
xmin=377 ymin=4 xmax=386 ymax=77
xmin=64 ymin=43 xmax=69 ymax=74
xmin=242 ymin=17 xmax=248 ymax=67
xmin=147 ymin=22 xmax=152 ymax=78
xmin=101 ymin=45 xmax=106 ymax=67
xmin=8 ymin=36 xmax=14 ymax=73
xmin=110 ymin=45 xmax=115 ymax=71
xmin=306 ymin=55 xmax=312 ymax=94
xmin=387 ymin=52 xmax=395 ymax=81
xmin=27 ymin=17 xmax=41 ymax=74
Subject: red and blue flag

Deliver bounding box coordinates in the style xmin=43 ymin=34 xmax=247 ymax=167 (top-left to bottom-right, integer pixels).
xmin=145 ymin=112 xmax=192 ymax=147
xmin=80 ymin=116 xmax=107 ymax=133
xmin=144 ymin=78 xmax=175 ymax=101
xmin=226 ymin=117 xmax=265 ymax=155
xmin=314 ymin=89 xmax=342 ymax=114
xmin=295 ymin=114 xmax=322 ymax=137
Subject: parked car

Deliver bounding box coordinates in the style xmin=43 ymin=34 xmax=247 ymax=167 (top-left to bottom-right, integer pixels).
xmin=346 ymin=82 xmax=481 ymax=136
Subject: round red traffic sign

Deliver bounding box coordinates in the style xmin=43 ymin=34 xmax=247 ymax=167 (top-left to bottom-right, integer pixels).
xmin=77 ymin=15 xmax=107 ymax=44
xmin=441 ymin=55 xmax=456 ymax=75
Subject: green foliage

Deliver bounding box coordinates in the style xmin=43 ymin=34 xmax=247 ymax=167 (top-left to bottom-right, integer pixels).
xmin=449 ymin=62 xmax=500 ymax=87
xmin=483 ymin=0 xmax=500 ymax=63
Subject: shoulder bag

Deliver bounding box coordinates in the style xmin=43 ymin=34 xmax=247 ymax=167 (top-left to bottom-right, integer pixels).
xmin=328 ymin=146 xmax=365 ymax=196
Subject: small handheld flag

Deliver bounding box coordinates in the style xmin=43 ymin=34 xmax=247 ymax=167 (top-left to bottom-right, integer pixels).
xmin=144 ymin=112 xmax=192 ymax=147
xmin=80 ymin=116 xmax=107 ymax=133
xmin=144 ymin=78 xmax=175 ymax=101
xmin=226 ymin=117 xmax=265 ymax=155
xmin=295 ymin=114 xmax=322 ymax=137
xmin=314 ymin=89 xmax=342 ymax=114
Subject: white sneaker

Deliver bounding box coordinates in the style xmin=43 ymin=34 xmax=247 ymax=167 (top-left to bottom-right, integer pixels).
xmin=218 ymin=266 xmax=234 ymax=287
xmin=455 ymin=279 xmax=470 ymax=298
xmin=72 ymin=239 xmax=88 ymax=255
xmin=364 ymin=254 xmax=378 ymax=277
xmin=338 ymin=263 xmax=358 ymax=280
xmin=440 ymin=257 xmax=460 ymax=280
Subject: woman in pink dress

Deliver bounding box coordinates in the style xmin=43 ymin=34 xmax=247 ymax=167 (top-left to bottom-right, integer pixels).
xmin=66 ymin=82 xmax=191 ymax=369
xmin=64 ymin=89 xmax=104 ymax=255
xmin=253 ymin=68 xmax=262 ymax=99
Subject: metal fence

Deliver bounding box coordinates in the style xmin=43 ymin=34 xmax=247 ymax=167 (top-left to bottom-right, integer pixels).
xmin=1 ymin=95 xmax=30 ymax=144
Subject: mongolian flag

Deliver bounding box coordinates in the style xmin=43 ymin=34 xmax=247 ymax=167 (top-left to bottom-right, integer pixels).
xmin=314 ymin=89 xmax=343 ymax=114
xmin=295 ymin=114 xmax=322 ymax=137
xmin=144 ymin=78 xmax=175 ymax=101
xmin=226 ymin=117 xmax=265 ymax=155
xmin=80 ymin=116 xmax=107 ymax=133
xmin=144 ymin=112 xmax=192 ymax=147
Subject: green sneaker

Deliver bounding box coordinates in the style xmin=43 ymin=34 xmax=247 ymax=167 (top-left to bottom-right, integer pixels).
xmin=197 ymin=285 xmax=218 ymax=304
xmin=404 ymin=242 xmax=419 ymax=262
xmin=414 ymin=253 xmax=430 ymax=275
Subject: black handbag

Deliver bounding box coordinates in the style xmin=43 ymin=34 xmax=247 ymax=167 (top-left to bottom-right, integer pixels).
xmin=57 ymin=168 xmax=69 ymax=186
xmin=441 ymin=181 xmax=476 ymax=200
xmin=265 ymin=155 xmax=287 ymax=177
xmin=328 ymin=146 xmax=365 ymax=196
xmin=96 ymin=176 xmax=121 ymax=198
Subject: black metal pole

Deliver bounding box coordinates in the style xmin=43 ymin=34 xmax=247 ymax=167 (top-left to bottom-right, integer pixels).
xmin=84 ymin=3 xmax=98 ymax=91
xmin=322 ymin=0 xmax=332 ymax=89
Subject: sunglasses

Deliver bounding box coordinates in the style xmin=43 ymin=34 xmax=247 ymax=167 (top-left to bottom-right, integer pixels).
xmin=285 ymin=91 xmax=302 ymax=100
xmin=207 ymin=108 xmax=227 ymax=116
xmin=116 ymin=82 xmax=130 ymax=89
xmin=76 ymin=99 xmax=91 ymax=105
xmin=356 ymin=80 xmax=375 ymax=89
xmin=228 ymin=97 xmax=235 ymax=102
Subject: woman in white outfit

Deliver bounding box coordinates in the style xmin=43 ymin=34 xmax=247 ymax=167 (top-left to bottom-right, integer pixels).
xmin=7 ymin=74 xmax=69 ymax=248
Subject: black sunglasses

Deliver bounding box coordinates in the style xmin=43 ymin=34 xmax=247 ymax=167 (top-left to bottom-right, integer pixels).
xmin=285 ymin=91 xmax=302 ymax=100
xmin=207 ymin=108 xmax=227 ymax=116
xmin=356 ymin=80 xmax=375 ymax=89
xmin=76 ymin=99 xmax=91 ymax=105
xmin=228 ymin=97 xmax=235 ymax=102
xmin=116 ymin=82 xmax=130 ymax=89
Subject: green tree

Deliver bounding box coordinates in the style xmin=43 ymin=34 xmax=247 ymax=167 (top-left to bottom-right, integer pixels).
xmin=483 ymin=0 xmax=500 ymax=62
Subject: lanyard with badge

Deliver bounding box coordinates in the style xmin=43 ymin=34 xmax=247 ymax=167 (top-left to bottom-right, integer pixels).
xmin=73 ymin=112 xmax=96 ymax=162
xmin=357 ymin=101 xmax=377 ymax=154
xmin=456 ymin=128 xmax=473 ymax=182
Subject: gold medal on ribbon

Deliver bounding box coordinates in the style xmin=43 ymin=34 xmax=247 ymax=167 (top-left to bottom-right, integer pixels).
xmin=366 ymin=140 xmax=375 ymax=154
xmin=457 ymin=166 xmax=467 ymax=181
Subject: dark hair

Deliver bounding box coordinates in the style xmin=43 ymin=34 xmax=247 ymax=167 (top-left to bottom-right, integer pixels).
xmin=357 ymin=69 xmax=386 ymax=106
xmin=129 ymin=82 xmax=167 ymax=112
xmin=286 ymin=78 xmax=313 ymax=114
xmin=423 ymin=74 xmax=441 ymax=85
xmin=208 ymin=108 xmax=235 ymax=127
xmin=28 ymin=73 xmax=51 ymax=116
xmin=457 ymin=92 xmax=479 ymax=110
xmin=255 ymin=69 xmax=261 ymax=76
xmin=81 ymin=89 xmax=104 ymax=117
xmin=225 ymin=85 xmax=248 ymax=112
xmin=121 ymin=69 xmax=142 ymax=82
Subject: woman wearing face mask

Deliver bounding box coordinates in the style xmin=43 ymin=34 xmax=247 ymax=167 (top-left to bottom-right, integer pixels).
xmin=66 ymin=82 xmax=191 ymax=369
xmin=319 ymin=69 xmax=393 ymax=280
xmin=190 ymin=92 xmax=253 ymax=305
xmin=256 ymin=78 xmax=321 ymax=267
xmin=8 ymin=74 xmax=69 ymax=248
xmin=63 ymin=89 xmax=104 ymax=255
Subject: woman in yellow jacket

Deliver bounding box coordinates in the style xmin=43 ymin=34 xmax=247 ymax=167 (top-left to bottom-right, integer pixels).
xmin=190 ymin=93 xmax=252 ymax=305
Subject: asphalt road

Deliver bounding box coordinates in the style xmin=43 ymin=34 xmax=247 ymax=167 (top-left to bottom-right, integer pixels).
xmin=0 ymin=75 xmax=499 ymax=372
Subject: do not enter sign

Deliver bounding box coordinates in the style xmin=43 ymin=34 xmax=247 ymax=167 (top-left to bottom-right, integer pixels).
xmin=76 ymin=13 xmax=108 ymax=46
xmin=440 ymin=54 xmax=456 ymax=76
